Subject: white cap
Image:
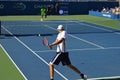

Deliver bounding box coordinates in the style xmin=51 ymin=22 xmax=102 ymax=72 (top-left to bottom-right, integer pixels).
xmin=57 ymin=25 xmax=64 ymax=30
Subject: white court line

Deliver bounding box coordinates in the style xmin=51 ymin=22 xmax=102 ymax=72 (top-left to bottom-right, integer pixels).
xmin=74 ymin=21 xmax=113 ymax=32
xmin=34 ymin=50 xmax=56 ymax=53
xmin=42 ymin=20 xmax=118 ymax=49
xmin=68 ymin=34 xmax=104 ymax=49
xmin=26 ymin=20 xmax=120 ymax=35
xmin=0 ymin=44 xmax=28 ymax=80
xmin=77 ymin=76 xmax=120 ymax=80
xmin=77 ymin=20 xmax=120 ymax=35
xmin=2 ymin=26 xmax=69 ymax=80
xmin=2 ymin=21 xmax=120 ymax=80
xmin=68 ymin=46 xmax=120 ymax=51
xmin=16 ymin=20 xmax=117 ymax=50
xmin=34 ymin=46 xmax=120 ymax=53
xmin=41 ymin=24 xmax=104 ymax=49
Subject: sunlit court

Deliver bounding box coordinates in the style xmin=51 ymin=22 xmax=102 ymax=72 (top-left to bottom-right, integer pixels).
xmin=0 ymin=0 xmax=120 ymax=80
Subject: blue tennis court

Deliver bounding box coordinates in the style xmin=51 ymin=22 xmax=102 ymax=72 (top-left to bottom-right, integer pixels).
xmin=0 ymin=20 xmax=120 ymax=80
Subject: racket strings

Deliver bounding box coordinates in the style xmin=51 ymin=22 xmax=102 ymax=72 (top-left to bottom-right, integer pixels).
xmin=43 ymin=37 xmax=48 ymax=46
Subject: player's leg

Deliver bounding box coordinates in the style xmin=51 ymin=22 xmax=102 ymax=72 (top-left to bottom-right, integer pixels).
xmin=67 ymin=64 xmax=87 ymax=80
xmin=67 ymin=64 xmax=81 ymax=74
xmin=61 ymin=53 xmax=81 ymax=74
xmin=41 ymin=14 xmax=44 ymax=21
xmin=49 ymin=53 xmax=61 ymax=80
xmin=61 ymin=52 xmax=87 ymax=80
xmin=49 ymin=63 xmax=54 ymax=80
xmin=45 ymin=13 xmax=47 ymax=18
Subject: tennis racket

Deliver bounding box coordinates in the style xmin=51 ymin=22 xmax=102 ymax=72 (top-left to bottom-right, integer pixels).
xmin=43 ymin=36 xmax=52 ymax=49
xmin=43 ymin=36 xmax=49 ymax=46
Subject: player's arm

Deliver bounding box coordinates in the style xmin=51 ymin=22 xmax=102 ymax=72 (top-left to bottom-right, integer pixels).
xmin=49 ymin=38 xmax=65 ymax=48
xmin=53 ymin=38 xmax=64 ymax=45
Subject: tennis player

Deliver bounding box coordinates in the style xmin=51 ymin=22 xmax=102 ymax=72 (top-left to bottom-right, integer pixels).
xmin=40 ymin=7 xmax=46 ymax=21
xmin=48 ymin=25 xmax=87 ymax=80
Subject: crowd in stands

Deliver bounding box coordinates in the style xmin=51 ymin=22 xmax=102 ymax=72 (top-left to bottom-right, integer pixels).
xmin=101 ymin=7 xmax=120 ymax=15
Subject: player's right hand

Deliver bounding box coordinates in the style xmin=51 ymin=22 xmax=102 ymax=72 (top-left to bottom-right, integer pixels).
xmin=48 ymin=44 xmax=53 ymax=49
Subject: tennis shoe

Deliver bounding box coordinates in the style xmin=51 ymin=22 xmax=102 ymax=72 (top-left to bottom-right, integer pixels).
xmin=80 ymin=73 xmax=87 ymax=80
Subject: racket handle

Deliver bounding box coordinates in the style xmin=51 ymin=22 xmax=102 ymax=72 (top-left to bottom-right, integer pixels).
xmin=48 ymin=44 xmax=52 ymax=49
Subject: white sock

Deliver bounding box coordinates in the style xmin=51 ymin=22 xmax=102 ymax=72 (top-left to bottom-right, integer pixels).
xmin=50 ymin=77 xmax=53 ymax=79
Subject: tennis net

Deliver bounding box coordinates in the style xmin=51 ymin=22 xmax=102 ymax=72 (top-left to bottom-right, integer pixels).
xmin=0 ymin=20 xmax=120 ymax=37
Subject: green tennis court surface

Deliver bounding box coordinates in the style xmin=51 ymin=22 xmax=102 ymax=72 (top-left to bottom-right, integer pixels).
xmin=0 ymin=15 xmax=120 ymax=80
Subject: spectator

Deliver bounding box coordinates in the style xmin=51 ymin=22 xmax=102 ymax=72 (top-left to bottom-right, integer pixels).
xmin=55 ymin=3 xmax=59 ymax=15
xmin=101 ymin=7 xmax=107 ymax=12
xmin=47 ymin=5 xmax=52 ymax=15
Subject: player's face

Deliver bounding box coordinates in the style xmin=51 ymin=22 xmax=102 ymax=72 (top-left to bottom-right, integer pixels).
xmin=58 ymin=29 xmax=63 ymax=33
xmin=58 ymin=29 xmax=61 ymax=33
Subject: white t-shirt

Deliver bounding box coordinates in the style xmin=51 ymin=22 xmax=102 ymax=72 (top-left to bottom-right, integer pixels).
xmin=56 ymin=31 xmax=67 ymax=52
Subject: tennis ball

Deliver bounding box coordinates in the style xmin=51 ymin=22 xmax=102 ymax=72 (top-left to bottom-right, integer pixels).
xmin=38 ymin=34 xmax=41 ymax=36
